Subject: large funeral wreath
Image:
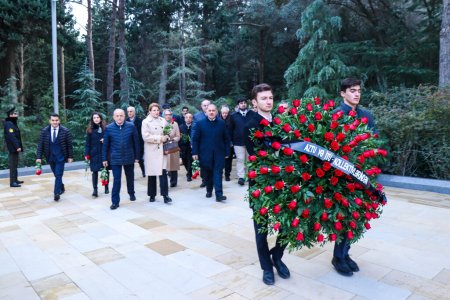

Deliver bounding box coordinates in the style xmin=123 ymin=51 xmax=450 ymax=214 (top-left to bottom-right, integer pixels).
xmin=246 ymin=97 xmax=388 ymax=250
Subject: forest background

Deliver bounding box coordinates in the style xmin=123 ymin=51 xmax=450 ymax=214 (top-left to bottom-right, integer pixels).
xmin=0 ymin=0 xmax=449 ymax=180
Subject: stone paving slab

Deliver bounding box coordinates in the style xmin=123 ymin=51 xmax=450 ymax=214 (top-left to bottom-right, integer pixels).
xmin=1 ymin=166 xmax=450 ymax=300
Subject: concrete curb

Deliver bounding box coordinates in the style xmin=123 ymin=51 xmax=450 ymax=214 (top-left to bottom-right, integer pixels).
xmin=0 ymin=163 xmax=449 ymax=195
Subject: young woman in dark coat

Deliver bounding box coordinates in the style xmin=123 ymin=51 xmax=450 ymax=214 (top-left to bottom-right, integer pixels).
xmin=85 ymin=112 xmax=109 ymax=197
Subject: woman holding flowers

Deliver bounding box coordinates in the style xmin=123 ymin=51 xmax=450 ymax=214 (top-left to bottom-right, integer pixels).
xmin=85 ymin=112 xmax=109 ymax=197
xmin=142 ymin=103 xmax=173 ymax=204
xmin=163 ymin=108 xmax=181 ymax=188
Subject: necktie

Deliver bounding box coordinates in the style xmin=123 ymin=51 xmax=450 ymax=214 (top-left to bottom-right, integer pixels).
xmin=53 ymin=129 xmax=56 ymax=143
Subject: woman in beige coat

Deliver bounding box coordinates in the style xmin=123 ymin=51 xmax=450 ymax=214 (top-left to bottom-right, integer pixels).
xmin=142 ymin=103 xmax=172 ymax=204
xmin=163 ymin=109 xmax=181 ymax=187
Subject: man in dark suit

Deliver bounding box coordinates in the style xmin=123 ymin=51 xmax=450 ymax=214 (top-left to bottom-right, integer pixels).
xmin=230 ymin=97 xmax=254 ymax=185
xmin=103 ymin=109 xmax=140 ymax=210
xmin=179 ymin=112 xmax=193 ymax=181
xmin=244 ymin=83 xmax=290 ymax=285
xmin=36 ymin=113 xmax=74 ymax=201
xmin=192 ymin=104 xmax=230 ymax=202
xmin=126 ymin=106 xmax=145 ymax=177
xmin=3 ymin=107 xmax=23 ymax=187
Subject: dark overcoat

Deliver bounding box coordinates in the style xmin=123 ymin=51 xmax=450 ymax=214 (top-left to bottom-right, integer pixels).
xmin=3 ymin=117 xmax=23 ymax=153
xmin=84 ymin=125 xmax=105 ymax=172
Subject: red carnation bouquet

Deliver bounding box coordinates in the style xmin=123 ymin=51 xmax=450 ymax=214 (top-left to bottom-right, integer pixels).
xmin=35 ymin=161 xmax=42 ymax=175
xmin=191 ymin=160 xmax=200 ymax=179
xmin=246 ymin=97 xmax=388 ymax=250
xmin=100 ymin=167 xmax=109 ymax=186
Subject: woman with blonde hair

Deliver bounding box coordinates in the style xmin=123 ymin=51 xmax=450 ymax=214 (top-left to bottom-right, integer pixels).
xmin=141 ymin=103 xmax=172 ymax=204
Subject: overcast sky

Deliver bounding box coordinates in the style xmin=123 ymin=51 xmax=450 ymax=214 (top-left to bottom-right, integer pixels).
xmin=69 ymin=1 xmax=87 ymax=37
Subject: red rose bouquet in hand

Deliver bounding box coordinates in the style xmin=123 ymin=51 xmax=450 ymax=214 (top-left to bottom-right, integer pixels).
xmin=100 ymin=167 xmax=109 ymax=186
xmin=191 ymin=160 xmax=200 ymax=179
xmin=35 ymin=161 xmax=42 ymax=175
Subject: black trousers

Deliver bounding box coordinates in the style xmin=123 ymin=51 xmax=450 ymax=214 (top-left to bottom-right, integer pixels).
xmin=168 ymin=170 xmax=178 ymax=186
xmin=8 ymin=152 xmax=19 ymax=184
xmin=148 ymin=169 xmax=169 ymax=197
xmin=253 ymin=219 xmax=287 ymax=271
xmin=334 ymin=236 xmax=351 ymax=258
xmin=224 ymin=147 xmax=234 ymax=178
xmin=181 ymin=149 xmax=193 ymax=178
xmin=138 ymin=159 xmax=145 ymax=176
xmin=204 ymin=165 xmax=224 ymax=197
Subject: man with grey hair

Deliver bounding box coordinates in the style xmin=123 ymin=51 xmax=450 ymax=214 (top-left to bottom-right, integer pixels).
xmin=103 ymin=109 xmax=140 ymax=210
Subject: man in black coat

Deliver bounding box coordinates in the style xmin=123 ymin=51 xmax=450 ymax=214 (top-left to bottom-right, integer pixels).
xmin=192 ymin=104 xmax=230 ymax=202
xmin=230 ymin=97 xmax=254 ymax=185
xmin=244 ymin=83 xmax=290 ymax=286
xmin=179 ymin=112 xmax=193 ymax=181
xmin=3 ymin=107 xmax=23 ymax=187
xmin=126 ymin=106 xmax=145 ymax=177
xmin=36 ymin=113 xmax=74 ymax=201
xmin=220 ymin=105 xmax=233 ymax=181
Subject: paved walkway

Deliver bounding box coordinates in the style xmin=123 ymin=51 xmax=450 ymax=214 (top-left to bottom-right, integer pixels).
xmin=1 ymin=167 xmax=449 ymax=300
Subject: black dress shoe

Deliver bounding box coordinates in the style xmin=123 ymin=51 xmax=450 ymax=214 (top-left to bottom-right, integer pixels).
xmin=200 ymin=182 xmax=206 ymax=188
xmin=110 ymin=204 xmax=119 ymax=210
xmin=10 ymin=182 xmax=21 ymax=188
xmin=149 ymin=196 xmax=155 ymax=202
xmin=332 ymin=257 xmax=353 ymax=276
xmin=238 ymin=178 xmax=245 ymax=186
xmin=170 ymin=183 xmax=177 ymax=187
xmin=187 ymin=177 xmax=192 ymax=182
xmin=92 ymin=189 xmax=98 ymax=197
xmin=130 ymin=195 xmax=136 ymax=201
xmin=345 ymin=255 xmax=360 ymax=272
xmin=272 ymin=258 xmax=290 ymax=279
xmin=225 ymin=176 xmax=230 ymax=181
xmin=216 ymin=195 xmax=227 ymax=202
xmin=262 ymin=270 xmax=275 ymax=285
xmin=105 ymin=186 xmax=109 ymax=194
xmin=16 ymin=180 xmax=24 ymax=184
xmin=163 ymin=196 xmax=172 ymax=204
xmin=205 ymin=192 xmax=212 ymax=198
xmin=54 ymin=194 xmax=60 ymax=201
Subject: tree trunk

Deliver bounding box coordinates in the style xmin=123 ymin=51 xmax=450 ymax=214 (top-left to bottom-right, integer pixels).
xmin=158 ymin=49 xmax=168 ymax=105
xmin=0 ymin=41 xmax=18 ymax=102
xmin=440 ymin=0 xmax=450 ymax=87
xmin=106 ymin=0 xmax=118 ymax=116
xmin=60 ymin=46 xmax=66 ymax=113
xmin=180 ymin=43 xmax=186 ymax=103
xmin=87 ymin=0 xmax=95 ymax=86
xmin=118 ymin=0 xmax=129 ymax=103
xmin=18 ymin=43 xmax=25 ymax=106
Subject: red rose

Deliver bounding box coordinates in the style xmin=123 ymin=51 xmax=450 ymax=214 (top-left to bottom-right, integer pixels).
xmin=290 ymin=185 xmax=301 ymax=194
xmin=330 ymin=140 xmax=340 ymax=151
xmin=314 ymin=97 xmax=321 ymax=104
xmin=299 ymin=115 xmax=307 ymax=123
xmin=348 ymin=140 xmax=357 ymax=147
xmin=192 ymin=171 xmax=200 ymax=179
xmin=273 ymin=222 xmax=281 ymax=231
xmin=321 ymin=212 xmax=328 ymax=221
xmin=291 ymin=218 xmax=299 ymax=227
xmin=372 ymin=202 xmax=379 ymax=210
xmin=85 ymin=155 xmax=91 ymax=160
xmin=348 ymin=110 xmax=356 ymax=117
xmin=282 ymin=123 xmax=291 ymax=133
xmin=293 ymin=129 xmax=301 ymax=138
xmin=334 ymin=169 xmax=344 ymax=177
xmin=277 ymin=105 xmax=285 ymax=113
xmin=323 ymin=104 xmax=329 ymax=111
xmin=332 ymin=113 xmax=339 ymax=121
xmin=342 ymin=145 xmax=352 ymax=153
xmin=273 ymin=204 xmax=281 ymax=214
xmin=377 ymin=149 xmax=388 ymax=157
xmin=306 ymin=103 xmax=313 ymax=111
xmin=317 ymin=234 xmax=324 ymax=242
xmin=330 ymin=176 xmax=339 ymax=186
xmin=330 ymin=121 xmax=339 ymax=129
xmin=347 ymin=231 xmax=354 ymax=239
xmin=248 ymin=170 xmax=257 ymax=179
xmin=264 ymin=186 xmax=273 ymax=194
xmin=288 ymin=200 xmax=297 ymax=210
xmin=343 ymin=124 xmax=350 ymax=132
xmin=324 ymin=132 xmax=334 ymax=142
xmin=334 ymin=222 xmax=343 ymax=231
xmin=251 ymin=189 xmax=261 ymax=198
xmin=296 ymin=232 xmax=304 ymax=241
xmin=301 ymin=209 xmax=309 ymax=218
xmin=349 ymin=125 xmax=357 ymax=131
xmin=336 ymin=133 xmax=346 ymax=143
xmin=322 ymin=162 xmax=331 ymax=171
xmin=333 ymin=192 xmax=343 ymax=201
xmin=307 ymin=124 xmax=315 ymax=132
xmin=258 ymin=150 xmax=267 ymax=157
xmin=342 ymin=155 xmax=348 ymax=160
xmin=313 ymin=222 xmax=321 ymax=231
xmin=315 ymin=185 xmax=323 ymax=194
xmin=357 ymin=155 xmax=365 ymax=164
xmin=329 ymin=233 xmax=337 ymax=241
xmin=289 ymin=107 xmax=297 ymax=115
xmin=349 ymin=221 xmax=357 ymax=229
xmin=324 ymin=198 xmax=333 ymax=209
xmin=371 ymin=212 xmax=379 ymax=219
xmin=304 ymin=137 xmax=311 ymax=142
xmin=270 ymin=165 xmax=281 ymax=174
xmin=328 ymin=99 xmax=335 ymax=107
xmin=274 ymin=181 xmax=284 ymax=190
xmin=352 ymin=211 xmax=360 ymax=219
xmin=271 ymin=141 xmax=281 ymax=150
xmin=285 ymin=165 xmax=295 ymax=173
xmin=292 ymin=99 xmax=301 ymax=107
xmin=259 ymin=119 xmax=270 ymax=126
xmin=314 ymin=112 xmax=323 ymax=121
xmin=35 ymin=169 xmax=42 ymax=176
xmin=302 ymin=172 xmax=311 ymax=181
xmin=364 ymin=212 xmax=372 ymax=220
xmin=346 ymin=183 xmax=356 ymax=192
xmin=259 ymin=207 xmax=268 ymax=216
xmin=299 ymin=154 xmax=308 ymax=163
xmin=248 ymin=155 xmax=257 ymax=162
xmin=260 ymin=166 xmax=269 ymax=174
xmin=265 ymin=131 xmax=273 ymax=137
xmin=283 ymin=147 xmax=294 ymax=156
xmin=364 ymin=222 xmax=371 ymax=230
xmin=361 ymin=116 xmax=368 ymax=124
xmin=253 ymin=130 xmax=264 ymax=139
xmin=273 ymin=117 xmax=281 ymax=125
xmin=341 ymin=198 xmax=349 ymax=207
xmin=316 ymin=168 xmax=325 ymax=178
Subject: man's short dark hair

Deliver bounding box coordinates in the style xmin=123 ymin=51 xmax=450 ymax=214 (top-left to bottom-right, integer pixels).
xmin=251 ymin=83 xmax=272 ymax=100
xmin=236 ymin=96 xmax=247 ymax=104
xmin=182 ymin=106 xmax=189 ymax=110
xmin=50 ymin=113 xmax=59 ymax=119
xmin=340 ymin=78 xmax=361 ymax=92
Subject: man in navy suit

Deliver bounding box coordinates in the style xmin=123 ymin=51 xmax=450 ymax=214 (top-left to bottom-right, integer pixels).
xmin=103 ymin=109 xmax=140 ymax=210
xmin=36 ymin=113 xmax=74 ymax=201
xmin=192 ymin=104 xmax=230 ymax=202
